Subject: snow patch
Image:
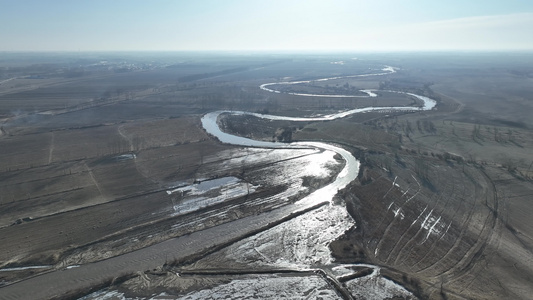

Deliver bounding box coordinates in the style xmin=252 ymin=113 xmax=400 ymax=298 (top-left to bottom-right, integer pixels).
xmin=178 ymin=275 xmax=340 ymax=299
xmin=167 ymin=177 xmax=257 ymax=216
xmin=345 ymin=268 xmax=415 ymax=300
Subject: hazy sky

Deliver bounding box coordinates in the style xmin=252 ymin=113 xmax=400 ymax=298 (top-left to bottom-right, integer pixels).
xmin=1 ymin=0 xmax=533 ymax=52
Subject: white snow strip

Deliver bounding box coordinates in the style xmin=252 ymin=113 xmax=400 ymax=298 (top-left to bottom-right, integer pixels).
xmin=65 ymin=265 xmax=80 ymax=269
xmin=383 ymin=176 xmax=398 ymax=199
xmin=404 ymin=190 xmax=419 ymax=205
xmin=422 ymin=216 xmax=442 ymax=244
xmin=411 ymin=174 xmax=421 ymax=187
xmin=409 ymin=205 xmax=429 ymax=227
xmin=393 ymin=208 xmax=404 ymax=220
xmin=438 ymin=221 xmax=453 ymax=241
xmin=0 ymin=265 xmax=51 ymax=272
xmin=420 ymin=209 xmax=434 ymax=230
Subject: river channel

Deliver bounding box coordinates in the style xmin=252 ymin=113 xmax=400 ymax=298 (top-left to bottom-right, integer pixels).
xmin=201 ymin=66 xmax=436 ymax=207
xmin=186 ymin=66 xmax=438 ymax=299
xmin=0 ymin=66 xmax=437 ymax=300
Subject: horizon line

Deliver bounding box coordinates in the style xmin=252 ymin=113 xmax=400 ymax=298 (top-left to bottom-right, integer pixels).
xmin=2 ymin=49 xmax=533 ymax=54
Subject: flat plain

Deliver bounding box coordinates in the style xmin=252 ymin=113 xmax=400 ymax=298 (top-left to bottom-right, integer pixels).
xmin=1 ymin=52 xmax=532 ymax=299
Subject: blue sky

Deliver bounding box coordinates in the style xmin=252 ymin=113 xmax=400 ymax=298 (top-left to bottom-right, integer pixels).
xmin=1 ymin=0 xmax=533 ymax=51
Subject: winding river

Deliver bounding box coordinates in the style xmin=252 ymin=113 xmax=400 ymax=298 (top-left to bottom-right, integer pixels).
xmin=201 ymin=66 xmax=436 ymax=204
xmin=0 ymin=66 xmax=438 ymax=300
xmin=197 ymin=67 xmax=437 ymax=297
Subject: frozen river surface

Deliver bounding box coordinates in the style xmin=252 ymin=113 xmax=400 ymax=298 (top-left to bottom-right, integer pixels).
xmin=0 ymin=66 xmax=435 ymax=300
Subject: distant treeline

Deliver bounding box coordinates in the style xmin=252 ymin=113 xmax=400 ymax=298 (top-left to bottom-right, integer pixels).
xmin=176 ymin=67 xmax=250 ymax=82
xmin=172 ymin=60 xmax=289 ymax=83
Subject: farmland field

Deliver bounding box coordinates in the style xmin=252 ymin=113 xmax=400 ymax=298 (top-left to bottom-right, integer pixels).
xmin=1 ymin=52 xmax=533 ymax=299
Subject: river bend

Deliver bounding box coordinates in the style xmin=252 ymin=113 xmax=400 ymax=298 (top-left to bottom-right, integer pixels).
xmin=201 ymin=66 xmax=436 ymax=205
